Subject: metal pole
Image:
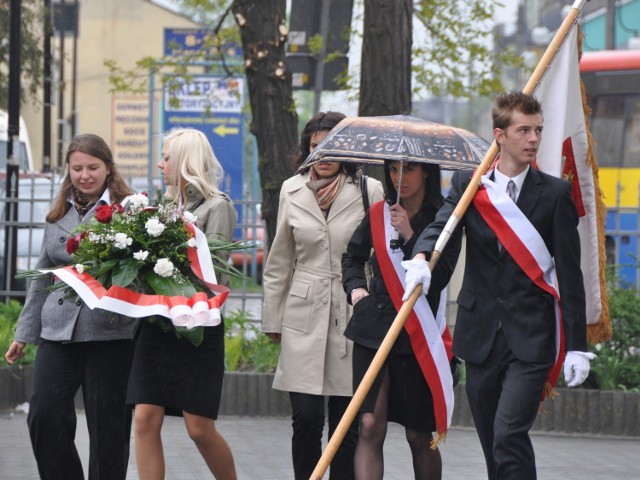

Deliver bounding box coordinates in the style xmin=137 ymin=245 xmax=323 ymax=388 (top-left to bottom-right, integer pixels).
xmin=148 ymin=69 xmax=155 ymax=201
xmin=606 ymin=0 xmax=616 ymax=49
xmin=5 ymin=0 xmax=22 ymax=298
xmin=57 ymin=0 xmax=66 ymax=167
xmin=312 ymin=0 xmax=330 ymax=114
xmin=70 ymin=0 xmax=79 ymax=138
xmin=42 ymin=0 xmax=52 ymax=173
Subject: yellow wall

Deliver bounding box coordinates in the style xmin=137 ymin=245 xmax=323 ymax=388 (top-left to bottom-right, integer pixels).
xmin=21 ymin=0 xmax=198 ymax=171
xmin=598 ymin=168 xmax=640 ymax=208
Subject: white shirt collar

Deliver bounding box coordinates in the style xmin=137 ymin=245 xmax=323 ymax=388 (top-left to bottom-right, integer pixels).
xmin=493 ymin=165 xmax=529 ymax=201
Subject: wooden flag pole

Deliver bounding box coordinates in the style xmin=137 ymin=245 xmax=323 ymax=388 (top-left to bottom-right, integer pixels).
xmin=310 ymin=2 xmax=586 ymax=478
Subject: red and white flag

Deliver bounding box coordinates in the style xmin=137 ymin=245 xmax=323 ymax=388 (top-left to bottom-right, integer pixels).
xmin=533 ymin=25 xmax=611 ymax=343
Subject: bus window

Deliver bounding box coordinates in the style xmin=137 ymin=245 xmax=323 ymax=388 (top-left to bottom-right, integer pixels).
xmin=622 ymin=97 xmax=640 ymax=169
xmin=589 ymin=95 xmax=626 ymax=167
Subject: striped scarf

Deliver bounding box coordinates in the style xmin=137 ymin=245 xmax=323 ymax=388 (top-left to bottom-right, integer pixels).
xmin=306 ymin=169 xmax=345 ymax=217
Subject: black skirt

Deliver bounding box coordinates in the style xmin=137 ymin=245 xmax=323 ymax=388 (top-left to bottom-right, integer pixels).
xmin=353 ymin=342 xmax=436 ymax=432
xmin=126 ymin=319 xmax=225 ymax=419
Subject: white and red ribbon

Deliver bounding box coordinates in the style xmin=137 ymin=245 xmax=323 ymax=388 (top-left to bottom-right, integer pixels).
xmin=47 ymin=223 xmax=229 ymax=329
xmin=473 ymin=172 xmax=564 ymax=395
xmin=370 ymin=200 xmax=454 ymax=436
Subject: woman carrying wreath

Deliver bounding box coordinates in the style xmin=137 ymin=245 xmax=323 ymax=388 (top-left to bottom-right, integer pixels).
xmin=262 ymin=112 xmax=384 ymax=480
xmin=4 ymin=133 xmax=137 ymax=480
xmin=126 ymin=128 xmax=237 ymax=480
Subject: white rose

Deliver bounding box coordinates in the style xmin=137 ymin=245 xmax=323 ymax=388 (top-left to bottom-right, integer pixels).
xmin=133 ymin=250 xmax=149 ymax=261
xmin=75 ymin=264 xmax=85 ymax=274
xmin=128 ymin=193 xmax=149 ymax=209
xmin=183 ymin=211 xmax=198 ymax=223
xmin=145 ymin=217 xmax=166 ymax=237
xmin=187 ymin=238 xmax=197 ymax=248
xmin=154 ymin=258 xmax=174 ymax=278
xmin=113 ymin=232 xmax=133 ymax=249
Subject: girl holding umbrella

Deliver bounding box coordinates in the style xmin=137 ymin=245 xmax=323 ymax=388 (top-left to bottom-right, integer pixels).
xmin=341 ymin=160 xmax=460 ymax=480
xmin=262 ymin=111 xmax=384 ymax=480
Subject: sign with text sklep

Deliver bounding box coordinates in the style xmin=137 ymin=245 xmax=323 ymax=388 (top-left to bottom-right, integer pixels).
xmin=163 ymin=76 xmax=245 ymax=233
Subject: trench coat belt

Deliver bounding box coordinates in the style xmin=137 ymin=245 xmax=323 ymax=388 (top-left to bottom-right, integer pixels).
xmin=294 ymin=263 xmax=342 ymax=280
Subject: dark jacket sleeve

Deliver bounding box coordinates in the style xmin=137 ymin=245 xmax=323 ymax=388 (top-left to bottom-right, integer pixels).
xmin=413 ymin=171 xmax=467 ymax=278
xmin=342 ymin=212 xmax=372 ymax=304
xmin=552 ymin=182 xmax=588 ymax=352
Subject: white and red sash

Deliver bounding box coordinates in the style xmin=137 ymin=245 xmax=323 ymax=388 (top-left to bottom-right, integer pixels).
xmin=473 ymin=171 xmax=564 ymax=397
xmin=47 ymin=223 xmax=229 ymax=329
xmin=370 ymin=200 xmax=454 ymax=436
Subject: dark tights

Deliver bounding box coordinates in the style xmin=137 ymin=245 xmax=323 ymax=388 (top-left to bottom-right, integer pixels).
xmin=353 ymin=368 xmax=442 ymax=480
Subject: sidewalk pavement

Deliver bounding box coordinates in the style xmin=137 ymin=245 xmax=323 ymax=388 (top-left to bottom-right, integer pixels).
xmin=1 ymin=411 xmax=638 ymax=479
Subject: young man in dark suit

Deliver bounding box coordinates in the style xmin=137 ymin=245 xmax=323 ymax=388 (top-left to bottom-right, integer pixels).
xmin=402 ymin=91 xmax=595 ymax=480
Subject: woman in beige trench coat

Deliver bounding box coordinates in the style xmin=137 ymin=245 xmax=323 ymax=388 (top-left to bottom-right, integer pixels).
xmin=262 ymin=112 xmax=383 ymax=480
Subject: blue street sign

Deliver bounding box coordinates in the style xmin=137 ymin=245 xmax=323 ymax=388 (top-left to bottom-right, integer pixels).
xmin=163 ymin=75 xmax=245 ymax=237
xmin=164 ymin=28 xmax=243 ymax=58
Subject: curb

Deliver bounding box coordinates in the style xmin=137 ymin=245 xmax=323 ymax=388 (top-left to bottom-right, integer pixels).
xmin=2 ymin=366 xmax=638 ymax=437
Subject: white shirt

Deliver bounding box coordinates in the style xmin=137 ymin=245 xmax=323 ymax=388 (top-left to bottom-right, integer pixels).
xmin=494 ymin=164 xmax=529 ymax=202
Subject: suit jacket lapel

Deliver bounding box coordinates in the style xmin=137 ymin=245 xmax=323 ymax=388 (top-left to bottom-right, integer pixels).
xmin=516 ymin=167 xmax=543 ymax=218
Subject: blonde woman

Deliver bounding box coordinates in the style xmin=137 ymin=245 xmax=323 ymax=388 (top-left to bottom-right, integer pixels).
xmin=127 ymin=129 xmax=237 ymax=480
xmin=262 ymin=112 xmax=384 ymax=479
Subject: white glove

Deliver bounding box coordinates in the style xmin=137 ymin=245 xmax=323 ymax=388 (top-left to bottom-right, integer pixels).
xmin=564 ymin=350 xmax=596 ymax=387
xmin=401 ymin=259 xmax=431 ymax=301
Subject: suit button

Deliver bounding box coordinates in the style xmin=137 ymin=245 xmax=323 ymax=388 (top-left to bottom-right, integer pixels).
xmin=377 ymin=303 xmax=384 ymax=309
xmin=58 ymin=298 xmax=63 ymax=305
xmin=322 ymin=279 xmax=329 ymax=286
xmin=497 ymin=297 xmax=503 ymax=304
xmin=76 ymin=300 xmax=82 ymax=306
xmin=322 ymin=297 xmax=328 ymax=304
xmin=59 ymin=237 xmax=66 ymax=243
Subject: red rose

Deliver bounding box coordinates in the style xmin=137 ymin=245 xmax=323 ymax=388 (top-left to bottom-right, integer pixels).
xmin=66 ymin=236 xmax=80 ymax=254
xmin=113 ymin=203 xmax=124 ymax=214
xmin=95 ymin=205 xmax=114 ymax=223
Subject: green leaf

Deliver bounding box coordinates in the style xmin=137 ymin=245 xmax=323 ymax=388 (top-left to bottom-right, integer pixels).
xmin=94 ymin=258 xmax=119 ymax=276
xmin=145 ymin=271 xmax=198 ymax=297
xmin=175 ymin=326 xmax=204 ymax=346
xmin=112 ymin=259 xmax=141 ymax=288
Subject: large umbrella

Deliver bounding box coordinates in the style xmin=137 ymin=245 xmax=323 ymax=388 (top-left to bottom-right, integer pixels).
xmin=298 ymin=114 xmax=491 ymax=172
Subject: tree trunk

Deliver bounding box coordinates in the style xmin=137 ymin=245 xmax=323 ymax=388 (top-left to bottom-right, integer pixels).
xmin=359 ymin=0 xmax=413 ymax=117
xmin=232 ymin=0 xmax=298 ymax=249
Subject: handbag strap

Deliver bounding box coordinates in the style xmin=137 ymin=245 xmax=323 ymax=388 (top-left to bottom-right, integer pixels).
xmin=360 ymin=175 xmax=369 ymax=212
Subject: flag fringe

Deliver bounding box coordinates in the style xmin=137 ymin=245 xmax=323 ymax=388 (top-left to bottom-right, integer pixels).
xmin=578 ymin=27 xmax=612 ymax=344
xmin=430 ymin=430 xmax=447 ymax=450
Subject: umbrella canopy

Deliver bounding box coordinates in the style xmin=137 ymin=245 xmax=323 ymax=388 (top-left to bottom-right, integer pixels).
xmin=299 ymin=114 xmax=491 ymax=171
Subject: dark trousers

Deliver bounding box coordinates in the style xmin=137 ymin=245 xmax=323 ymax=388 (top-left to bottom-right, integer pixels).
xmin=465 ymin=330 xmax=552 ymax=480
xmin=289 ymin=392 xmax=357 ymax=480
xmin=27 ymin=339 xmax=135 ymax=480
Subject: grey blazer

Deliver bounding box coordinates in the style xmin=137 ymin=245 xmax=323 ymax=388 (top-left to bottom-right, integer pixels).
xmin=14 ymin=198 xmax=137 ymax=345
xmin=182 ymin=184 xmax=236 ymax=288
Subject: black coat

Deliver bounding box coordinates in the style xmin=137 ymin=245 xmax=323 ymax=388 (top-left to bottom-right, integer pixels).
xmin=342 ymin=201 xmax=460 ymax=354
xmin=413 ymin=168 xmax=588 ymax=365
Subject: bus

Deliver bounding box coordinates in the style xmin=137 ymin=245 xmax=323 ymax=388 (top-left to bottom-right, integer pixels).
xmin=580 ymin=49 xmax=640 ymax=286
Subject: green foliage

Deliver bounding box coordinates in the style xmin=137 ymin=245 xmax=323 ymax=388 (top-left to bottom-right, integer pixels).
xmin=412 ymin=0 xmax=520 ymax=99
xmin=0 ymin=300 xmax=36 ymax=366
xmin=0 ymin=0 xmax=44 ymax=109
xmin=224 ymin=310 xmax=279 ymax=373
xmin=586 ymin=271 xmax=640 ymax=391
